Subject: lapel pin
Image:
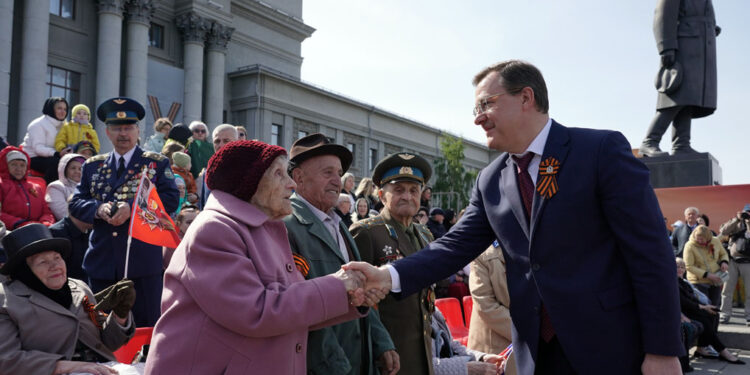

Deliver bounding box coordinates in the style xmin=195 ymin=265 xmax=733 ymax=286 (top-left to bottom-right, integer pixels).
xmin=537 ymin=156 xmax=560 ymax=199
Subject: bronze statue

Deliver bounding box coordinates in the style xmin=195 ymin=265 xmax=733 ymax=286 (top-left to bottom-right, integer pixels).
xmin=639 ymin=0 xmax=720 ymax=157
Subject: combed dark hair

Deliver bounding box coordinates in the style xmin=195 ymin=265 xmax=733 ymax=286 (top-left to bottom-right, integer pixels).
xmin=472 ymin=60 xmax=549 ymax=114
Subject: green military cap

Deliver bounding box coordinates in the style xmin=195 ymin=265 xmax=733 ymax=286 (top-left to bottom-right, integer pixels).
xmin=372 ymin=152 xmax=432 ymax=187
xmin=96 ymin=97 xmax=145 ymax=125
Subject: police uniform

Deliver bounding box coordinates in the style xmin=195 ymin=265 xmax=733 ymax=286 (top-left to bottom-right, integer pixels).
xmin=69 ymin=98 xmax=179 ymax=327
xmin=350 ymin=153 xmax=436 ymax=375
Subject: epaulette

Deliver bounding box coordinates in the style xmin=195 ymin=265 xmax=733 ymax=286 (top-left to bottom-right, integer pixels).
xmin=142 ymin=151 xmax=166 ymax=162
xmin=355 ymin=215 xmax=385 ymax=229
xmin=415 ymin=223 xmax=434 ymax=243
xmin=86 ymin=153 xmax=108 ymax=163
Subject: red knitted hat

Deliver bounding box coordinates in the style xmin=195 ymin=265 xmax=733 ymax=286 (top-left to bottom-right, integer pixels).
xmin=206 ymin=140 xmax=287 ymax=201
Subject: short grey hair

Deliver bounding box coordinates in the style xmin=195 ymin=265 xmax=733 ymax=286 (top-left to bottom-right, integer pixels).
xmin=338 ymin=193 xmax=351 ymax=203
xmin=684 ymin=207 xmax=700 ymax=216
xmin=212 ymin=124 xmax=238 ymax=140
xmin=189 ymin=120 xmax=207 ymax=132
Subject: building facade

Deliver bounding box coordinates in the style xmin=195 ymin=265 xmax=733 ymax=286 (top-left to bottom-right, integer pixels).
xmin=2 ymin=0 xmax=493 ymax=182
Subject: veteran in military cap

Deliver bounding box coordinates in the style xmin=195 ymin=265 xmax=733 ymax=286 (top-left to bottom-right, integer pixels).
xmin=350 ymin=152 xmax=436 ymax=375
xmin=69 ymin=97 xmax=179 ymax=326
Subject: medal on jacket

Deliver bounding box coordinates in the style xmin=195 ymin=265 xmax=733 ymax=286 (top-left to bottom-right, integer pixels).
xmin=537 ymin=157 xmax=560 ymax=199
xmin=380 ymin=245 xmax=402 ymax=264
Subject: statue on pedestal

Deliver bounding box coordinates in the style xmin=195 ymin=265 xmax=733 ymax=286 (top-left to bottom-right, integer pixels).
xmin=639 ymin=0 xmax=720 ymax=157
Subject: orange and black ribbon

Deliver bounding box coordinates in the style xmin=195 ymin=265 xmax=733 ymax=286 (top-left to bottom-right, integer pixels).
xmin=537 ymin=157 xmax=560 ymax=199
xmin=82 ymin=295 xmax=106 ymax=329
xmin=293 ymin=253 xmax=310 ymax=278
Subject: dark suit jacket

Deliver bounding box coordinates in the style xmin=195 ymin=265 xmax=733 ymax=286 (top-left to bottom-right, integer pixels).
xmin=671 ymin=224 xmax=693 ymax=257
xmin=49 ymin=217 xmax=89 ymax=281
xmin=392 ymin=121 xmax=683 ymax=374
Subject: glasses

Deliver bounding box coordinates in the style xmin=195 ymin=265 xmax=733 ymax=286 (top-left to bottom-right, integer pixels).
xmin=193 ymin=129 xmax=206 ymax=134
xmin=473 ymin=93 xmax=507 ymax=116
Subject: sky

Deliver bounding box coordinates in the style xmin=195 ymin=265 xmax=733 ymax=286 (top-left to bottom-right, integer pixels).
xmin=300 ymin=0 xmax=749 ymax=185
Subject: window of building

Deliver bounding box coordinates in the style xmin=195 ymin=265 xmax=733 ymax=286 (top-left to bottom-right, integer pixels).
xmin=50 ymin=0 xmax=75 ymax=19
xmin=149 ymin=23 xmax=164 ymax=49
xmin=347 ymin=143 xmax=356 ymax=164
xmin=46 ymin=66 xmax=80 ymax=106
xmin=271 ymin=124 xmax=282 ymax=146
xmin=369 ymin=148 xmax=378 ymax=171
xmin=297 ymin=130 xmax=308 ymax=140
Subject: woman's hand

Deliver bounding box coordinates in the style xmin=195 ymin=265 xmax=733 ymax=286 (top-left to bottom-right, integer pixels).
xmin=54 ymin=360 xmax=118 ymax=375
xmin=706 ymin=273 xmax=722 ymax=284
xmin=333 ymin=268 xmax=364 ymax=291
xmin=720 ymin=263 xmax=729 ymax=272
xmin=699 ymin=304 xmax=718 ymax=315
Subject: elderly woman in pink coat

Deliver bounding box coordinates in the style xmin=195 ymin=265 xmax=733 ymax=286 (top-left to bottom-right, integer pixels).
xmin=145 ymin=140 xmax=368 ymax=374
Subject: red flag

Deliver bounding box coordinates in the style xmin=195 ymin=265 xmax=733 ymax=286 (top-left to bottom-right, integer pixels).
xmin=129 ymin=174 xmax=181 ymax=248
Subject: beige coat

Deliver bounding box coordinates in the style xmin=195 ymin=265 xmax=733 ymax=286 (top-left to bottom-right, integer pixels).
xmin=468 ymin=245 xmax=513 ymax=354
xmin=0 ymin=278 xmax=134 ymax=375
xmin=684 ymin=236 xmax=729 ymax=285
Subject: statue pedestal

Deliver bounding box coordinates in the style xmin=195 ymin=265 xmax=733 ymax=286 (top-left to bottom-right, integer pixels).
xmin=639 ymin=152 xmax=722 ymax=188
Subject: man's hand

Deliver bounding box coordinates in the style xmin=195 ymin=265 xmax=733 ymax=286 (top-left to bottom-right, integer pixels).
xmin=107 ymin=202 xmax=131 ymax=226
xmin=96 ymin=202 xmax=113 ymax=220
xmin=641 ymin=353 xmax=681 ymax=375
xmin=660 ymin=50 xmax=676 ymax=67
xmin=467 ymin=361 xmax=499 ymax=375
xmin=341 ymin=261 xmax=392 ymax=295
xmin=377 ymin=350 xmax=399 ymax=375
xmin=720 ymin=262 xmax=729 ymax=272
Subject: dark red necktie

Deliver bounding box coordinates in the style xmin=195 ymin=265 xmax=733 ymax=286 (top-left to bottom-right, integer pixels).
xmin=513 ymin=153 xmax=556 ymax=342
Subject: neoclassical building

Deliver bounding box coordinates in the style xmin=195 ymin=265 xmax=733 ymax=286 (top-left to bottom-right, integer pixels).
xmin=1 ymin=0 xmax=493 ymax=183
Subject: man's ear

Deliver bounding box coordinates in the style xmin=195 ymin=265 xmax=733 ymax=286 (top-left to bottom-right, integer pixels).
xmin=520 ymin=86 xmax=535 ymax=109
xmin=291 ymin=167 xmax=303 ymax=184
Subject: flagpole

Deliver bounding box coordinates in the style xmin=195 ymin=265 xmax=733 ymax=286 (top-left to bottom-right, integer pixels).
xmin=124 ymin=174 xmax=146 ymax=279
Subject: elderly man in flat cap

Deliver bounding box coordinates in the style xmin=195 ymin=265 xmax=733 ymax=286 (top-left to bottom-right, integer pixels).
xmin=282 ymin=133 xmax=398 ymax=375
xmin=70 ymin=97 xmax=179 ymax=327
xmin=350 ymin=152 xmax=436 ymax=375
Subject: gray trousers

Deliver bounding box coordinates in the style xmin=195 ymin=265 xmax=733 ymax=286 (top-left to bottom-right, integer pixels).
xmin=720 ymin=259 xmax=750 ymax=320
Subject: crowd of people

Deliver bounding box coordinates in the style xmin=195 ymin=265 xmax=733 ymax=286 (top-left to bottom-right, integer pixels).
xmin=0 ymin=58 xmax=748 ymax=375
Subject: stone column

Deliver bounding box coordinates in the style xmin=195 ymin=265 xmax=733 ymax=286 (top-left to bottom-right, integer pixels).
xmin=0 ymin=0 xmax=14 ymax=137
xmin=124 ymin=0 xmax=153 ymax=108
xmin=17 ymin=0 xmax=50 ymax=131
xmin=95 ymin=0 xmax=125 ymax=146
xmin=175 ymin=12 xmax=209 ymax=125
xmin=204 ymin=22 xmax=234 ymax=127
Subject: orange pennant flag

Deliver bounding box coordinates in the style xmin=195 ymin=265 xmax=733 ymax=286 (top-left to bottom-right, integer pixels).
xmin=129 ymin=174 xmax=181 ymax=248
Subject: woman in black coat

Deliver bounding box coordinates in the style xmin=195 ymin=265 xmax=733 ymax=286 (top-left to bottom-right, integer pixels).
xmin=676 ymin=257 xmax=744 ymax=364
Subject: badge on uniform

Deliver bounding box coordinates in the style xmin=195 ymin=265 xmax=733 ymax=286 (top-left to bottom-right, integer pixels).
xmin=537 ymin=156 xmax=560 ymax=199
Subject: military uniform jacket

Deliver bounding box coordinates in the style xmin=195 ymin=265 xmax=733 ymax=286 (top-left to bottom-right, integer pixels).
xmin=69 ymin=146 xmax=179 ymax=279
xmin=350 ymin=210 xmax=435 ymax=375
xmin=283 ymin=194 xmax=395 ymax=375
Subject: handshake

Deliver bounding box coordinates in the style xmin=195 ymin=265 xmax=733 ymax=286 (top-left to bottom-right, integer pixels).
xmin=332 ymin=262 xmax=394 ymax=306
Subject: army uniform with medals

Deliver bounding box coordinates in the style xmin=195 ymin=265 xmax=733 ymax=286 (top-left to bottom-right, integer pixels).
xmin=350 ymin=153 xmax=436 ymax=375
xmin=69 ymin=98 xmax=179 ymax=327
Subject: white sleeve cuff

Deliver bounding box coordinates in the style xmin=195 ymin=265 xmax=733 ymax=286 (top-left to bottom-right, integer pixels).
xmin=386 ymin=264 xmax=402 ymax=293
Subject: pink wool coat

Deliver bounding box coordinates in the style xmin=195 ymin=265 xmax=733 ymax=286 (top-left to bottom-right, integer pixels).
xmin=145 ymin=190 xmax=364 ymax=375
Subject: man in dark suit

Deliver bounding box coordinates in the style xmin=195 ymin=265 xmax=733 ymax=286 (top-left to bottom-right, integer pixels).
xmin=672 ymin=206 xmax=700 ymax=257
xmin=70 ymin=97 xmax=179 ymax=326
xmin=346 ymin=60 xmax=683 ymax=374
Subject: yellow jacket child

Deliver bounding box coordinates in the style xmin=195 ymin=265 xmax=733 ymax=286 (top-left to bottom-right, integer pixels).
xmin=54 ymin=104 xmax=100 ymax=153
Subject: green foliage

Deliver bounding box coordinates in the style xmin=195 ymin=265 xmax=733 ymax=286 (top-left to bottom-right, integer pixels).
xmin=432 ymin=134 xmax=478 ymax=211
